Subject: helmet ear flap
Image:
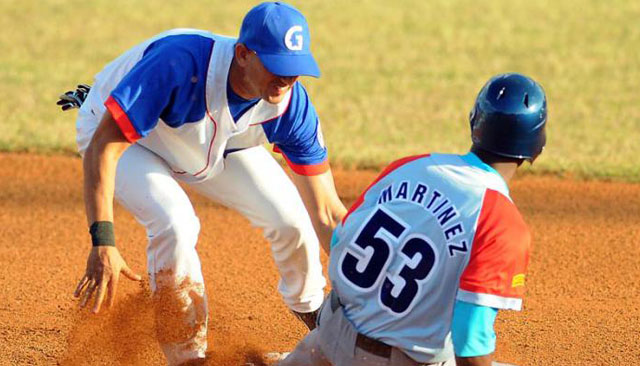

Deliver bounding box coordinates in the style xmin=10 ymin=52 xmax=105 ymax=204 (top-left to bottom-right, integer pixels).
xmin=469 ymin=106 xmax=476 ymax=126
xmin=469 ymin=105 xmax=483 ymax=146
xmin=469 ymin=105 xmax=477 ymax=134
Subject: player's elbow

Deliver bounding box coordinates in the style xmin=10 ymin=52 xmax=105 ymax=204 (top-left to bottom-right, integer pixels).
xmin=455 ymin=355 xmax=493 ymax=366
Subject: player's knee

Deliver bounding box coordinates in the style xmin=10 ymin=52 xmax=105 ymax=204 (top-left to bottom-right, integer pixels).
xmin=156 ymin=214 xmax=201 ymax=250
xmin=146 ymin=214 xmax=203 ymax=286
xmin=266 ymin=218 xmax=317 ymax=252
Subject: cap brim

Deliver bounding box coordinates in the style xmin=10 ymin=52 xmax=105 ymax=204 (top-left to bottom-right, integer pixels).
xmin=258 ymin=53 xmax=321 ymax=78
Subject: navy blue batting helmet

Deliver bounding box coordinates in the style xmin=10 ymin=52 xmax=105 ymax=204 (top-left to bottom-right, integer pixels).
xmin=470 ymin=73 xmax=547 ymax=160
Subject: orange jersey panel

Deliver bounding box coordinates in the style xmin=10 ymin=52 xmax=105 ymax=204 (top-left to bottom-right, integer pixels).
xmin=459 ymin=189 xmax=531 ymax=299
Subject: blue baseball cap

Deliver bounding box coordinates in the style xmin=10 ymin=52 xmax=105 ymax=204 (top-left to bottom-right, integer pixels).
xmin=238 ymin=2 xmax=320 ymax=78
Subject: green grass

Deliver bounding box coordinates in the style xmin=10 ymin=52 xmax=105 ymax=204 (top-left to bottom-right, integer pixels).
xmin=1 ymin=0 xmax=639 ymax=180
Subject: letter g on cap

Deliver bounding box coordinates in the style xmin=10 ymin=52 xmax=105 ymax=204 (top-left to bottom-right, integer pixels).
xmin=285 ymin=25 xmax=303 ymax=51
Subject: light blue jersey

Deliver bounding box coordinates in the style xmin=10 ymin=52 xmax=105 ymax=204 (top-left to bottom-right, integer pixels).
xmin=328 ymin=153 xmax=531 ymax=363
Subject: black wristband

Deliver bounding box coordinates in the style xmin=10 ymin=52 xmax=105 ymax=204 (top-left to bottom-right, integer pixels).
xmin=89 ymin=221 xmax=115 ymax=247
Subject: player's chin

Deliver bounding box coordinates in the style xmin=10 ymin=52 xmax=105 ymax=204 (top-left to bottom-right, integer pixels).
xmin=263 ymin=87 xmax=290 ymax=104
xmin=263 ymin=94 xmax=286 ymax=105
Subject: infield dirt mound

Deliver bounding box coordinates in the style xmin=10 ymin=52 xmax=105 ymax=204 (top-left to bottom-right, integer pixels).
xmin=0 ymin=153 xmax=638 ymax=365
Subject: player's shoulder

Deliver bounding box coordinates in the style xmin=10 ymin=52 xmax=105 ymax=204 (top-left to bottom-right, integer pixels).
xmin=477 ymin=188 xmax=530 ymax=247
xmin=135 ymin=30 xmax=218 ymax=81
xmin=152 ymin=28 xmax=217 ymax=41
xmin=384 ymin=152 xmax=471 ymax=173
xmin=383 ymin=153 xmax=434 ymax=173
xmin=376 ymin=152 xmax=480 ymax=182
xmin=361 ymin=154 xmax=434 ymax=193
xmin=482 ymin=189 xmax=525 ymax=220
xmin=146 ymin=31 xmax=215 ymax=57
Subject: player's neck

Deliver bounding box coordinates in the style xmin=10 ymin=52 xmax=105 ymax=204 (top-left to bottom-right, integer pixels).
xmin=228 ymin=58 xmax=258 ymax=100
xmin=471 ymin=147 xmax=521 ymax=184
xmin=489 ymin=162 xmax=518 ymax=184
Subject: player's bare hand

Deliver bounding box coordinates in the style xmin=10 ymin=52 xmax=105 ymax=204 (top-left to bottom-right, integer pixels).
xmin=73 ymin=246 xmax=142 ymax=314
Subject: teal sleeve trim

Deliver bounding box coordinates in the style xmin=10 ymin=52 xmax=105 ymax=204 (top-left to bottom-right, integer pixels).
xmin=451 ymin=300 xmax=498 ymax=357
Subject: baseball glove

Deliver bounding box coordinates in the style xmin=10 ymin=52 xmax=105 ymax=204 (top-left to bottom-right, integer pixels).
xmin=57 ymin=84 xmax=91 ymax=111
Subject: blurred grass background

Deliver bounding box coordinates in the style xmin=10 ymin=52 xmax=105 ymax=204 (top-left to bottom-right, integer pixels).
xmin=1 ymin=0 xmax=638 ymax=180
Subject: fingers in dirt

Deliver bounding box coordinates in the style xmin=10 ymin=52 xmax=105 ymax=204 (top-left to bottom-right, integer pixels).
xmin=92 ymin=279 xmax=109 ymax=314
xmin=80 ymin=279 xmax=97 ymax=308
xmin=74 ymin=275 xmax=89 ymax=297
xmin=106 ymin=272 xmax=120 ymax=308
xmin=122 ymin=265 xmax=142 ymax=281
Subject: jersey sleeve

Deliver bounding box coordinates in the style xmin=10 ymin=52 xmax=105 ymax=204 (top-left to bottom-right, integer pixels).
xmin=456 ymin=189 xmax=531 ymax=311
xmin=105 ymin=37 xmax=204 ymax=142
xmin=269 ymin=83 xmax=329 ymax=176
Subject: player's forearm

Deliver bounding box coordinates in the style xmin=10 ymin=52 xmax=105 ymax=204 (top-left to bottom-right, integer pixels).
xmin=291 ymin=169 xmax=347 ymax=253
xmin=302 ymin=201 xmax=337 ymax=253
xmin=312 ymin=211 xmax=340 ymax=253
xmin=455 ymin=355 xmax=493 ymax=366
xmin=83 ymin=113 xmax=131 ymax=225
xmin=304 ymin=180 xmax=346 ymax=253
xmin=316 ymin=202 xmax=346 ymax=253
xmin=83 ymin=142 xmax=118 ymax=224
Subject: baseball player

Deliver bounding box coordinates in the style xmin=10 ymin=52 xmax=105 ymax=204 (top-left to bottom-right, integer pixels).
xmin=279 ymin=73 xmax=547 ymax=366
xmin=63 ymin=2 xmax=346 ymax=365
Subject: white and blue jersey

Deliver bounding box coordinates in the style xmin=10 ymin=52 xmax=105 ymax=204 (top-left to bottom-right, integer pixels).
xmin=79 ymin=29 xmax=328 ymax=182
xmin=328 ymin=153 xmax=531 ymax=363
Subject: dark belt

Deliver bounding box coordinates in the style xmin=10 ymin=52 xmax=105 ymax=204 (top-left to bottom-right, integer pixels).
xmin=329 ymin=291 xmax=393 ymax=359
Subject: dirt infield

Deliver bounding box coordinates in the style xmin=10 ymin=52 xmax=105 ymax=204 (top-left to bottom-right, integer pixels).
xmin=0 ymin=153 xmax=638 ymax=366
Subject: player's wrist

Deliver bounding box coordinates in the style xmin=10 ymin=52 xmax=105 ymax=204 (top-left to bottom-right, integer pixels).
xmin=89 ymin=221 xmax=115 ymax=247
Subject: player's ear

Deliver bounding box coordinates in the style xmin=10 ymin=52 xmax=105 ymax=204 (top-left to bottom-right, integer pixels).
xmin=234 ymin=43 xmax=251 ymax=67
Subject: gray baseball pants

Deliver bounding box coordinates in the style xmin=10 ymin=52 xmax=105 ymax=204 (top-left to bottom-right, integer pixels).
xmin=279 ymin=292 xmax=456 ymax=366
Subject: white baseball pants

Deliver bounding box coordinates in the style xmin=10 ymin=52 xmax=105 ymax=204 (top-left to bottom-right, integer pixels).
xmin=77 ymin=111 xmax=326 ymax=365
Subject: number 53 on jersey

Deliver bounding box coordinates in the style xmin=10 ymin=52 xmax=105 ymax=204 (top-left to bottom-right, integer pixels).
xmin=337 ymin=206 xmax=439 ymax=316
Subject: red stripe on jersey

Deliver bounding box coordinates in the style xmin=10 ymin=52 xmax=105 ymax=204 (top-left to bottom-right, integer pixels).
xmin=105 ymin=96 xmax=142 ymax=143
xmin=104 ymin=96 xmax=141 ymax=144
xmin=342 ymin=154 xmax=430 ymax=224
xmin=459 ymin=189 xmax=531 ymax=299
xmin=275 ymin=146 xmax=330 ymax=176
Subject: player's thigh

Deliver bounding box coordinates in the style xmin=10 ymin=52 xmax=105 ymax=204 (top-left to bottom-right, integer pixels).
xmin=280 ymin=330 xmax=330 ymax=366
xmin=114 ymin=144 xmax=197 ymax=233
xmin=191 ymin=146 xmax=309 ymax=227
